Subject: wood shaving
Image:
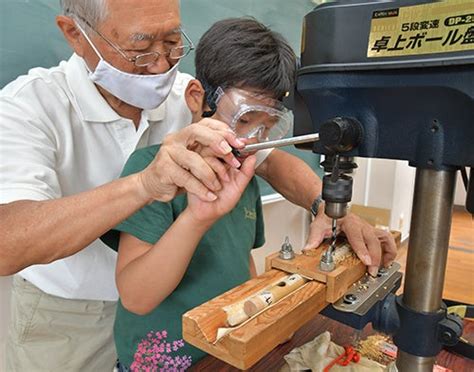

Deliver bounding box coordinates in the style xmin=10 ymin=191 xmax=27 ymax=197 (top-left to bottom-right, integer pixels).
xmin=302 ymin=248 xmax=319 ymax=257
xmin=302 ymin=241 xmax=361 ymax=266
xmin=356 ymin=334 xmax=396 ymax=365
xmin=333 ymin=243 xmax=358 ymax=265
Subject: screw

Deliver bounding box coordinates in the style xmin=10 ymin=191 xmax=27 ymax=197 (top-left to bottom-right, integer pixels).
xmin=343 ymin=293 xmax=358 ymax=304
xmin=279 ymin=236 xmax=295 ymax=260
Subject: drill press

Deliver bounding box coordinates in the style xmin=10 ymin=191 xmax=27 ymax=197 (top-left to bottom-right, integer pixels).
xmin=294 ymin=0 xmax=474 ymax=370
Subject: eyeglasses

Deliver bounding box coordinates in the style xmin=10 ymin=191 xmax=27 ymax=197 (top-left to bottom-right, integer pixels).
xmin=74 ymin=14 xmax=194 ymax=67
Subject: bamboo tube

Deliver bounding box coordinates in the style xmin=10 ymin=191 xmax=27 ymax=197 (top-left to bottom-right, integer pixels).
xmin=243 ymin=274 xmax=308 ymax=317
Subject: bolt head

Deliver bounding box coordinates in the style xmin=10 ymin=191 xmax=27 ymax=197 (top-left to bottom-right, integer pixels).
xmin=442 ymin=331 xmax=452 ymax=342
xmin=279 ymin=250 xmax=295 ymax=260
xmin=319 ymin=259 xmax=335 ymax=272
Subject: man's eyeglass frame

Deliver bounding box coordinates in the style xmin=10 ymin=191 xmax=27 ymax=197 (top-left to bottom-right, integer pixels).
xmin=73 ymin=14 xmax=194 ymax=67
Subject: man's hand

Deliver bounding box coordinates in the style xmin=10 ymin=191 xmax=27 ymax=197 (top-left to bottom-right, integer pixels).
xmin=304 ymin=210 xmax=398 ymax=276
xmin=137 ymin=119 xmax=245 ymax=203
xmin=186 ymin=155 xmax=256 ymax=224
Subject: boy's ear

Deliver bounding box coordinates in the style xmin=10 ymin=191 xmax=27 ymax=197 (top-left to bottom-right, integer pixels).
xmin=185 ymin=79 xmax=206 ymax=115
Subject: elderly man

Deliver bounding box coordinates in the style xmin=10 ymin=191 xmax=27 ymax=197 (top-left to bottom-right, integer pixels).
xmin=0 ymin=0 xmax=396 ymax=370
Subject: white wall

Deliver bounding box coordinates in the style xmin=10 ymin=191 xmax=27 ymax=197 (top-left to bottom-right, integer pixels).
xmin=353 ymin=160 xmax=468 ymax=237
xmin=389 ymin=162 xmax=416 ymax=237
xmin=454 ymin=172 xmax=467 ymax=207
xmin=252 ymin=196 xmax=310 ymax=274
xmin=352 ymin=158 xmax=416 ymax=239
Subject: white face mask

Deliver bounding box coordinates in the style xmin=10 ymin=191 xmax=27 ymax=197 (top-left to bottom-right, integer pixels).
xmin=77 ymin=23 xmax=178 ymax=110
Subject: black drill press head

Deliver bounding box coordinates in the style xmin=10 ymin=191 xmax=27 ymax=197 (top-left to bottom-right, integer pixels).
xmin=294 ymin=0 xmax=474 ymax=214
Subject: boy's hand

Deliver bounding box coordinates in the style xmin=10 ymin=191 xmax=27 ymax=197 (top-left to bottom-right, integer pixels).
xmin=186 ymin=155 xmax=257 ymax=224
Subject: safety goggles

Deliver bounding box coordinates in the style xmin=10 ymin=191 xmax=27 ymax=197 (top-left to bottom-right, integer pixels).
xmin=212 ymin=87 xmax=293 ymax=142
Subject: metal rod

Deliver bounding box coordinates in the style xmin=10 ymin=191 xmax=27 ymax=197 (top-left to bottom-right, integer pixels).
xmin=237 ymin=133 xmax=320 ymax=154
xmin=396 ymin=168 xmax=456 ymax=372
xmin=397 ymin=353 xmax=436 ymax=372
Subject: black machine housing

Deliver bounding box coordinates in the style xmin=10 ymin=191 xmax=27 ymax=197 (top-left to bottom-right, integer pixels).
xmin=293 ymin=0 xmax=474 ymax=362
xmin=294 ymin=0 xmax=474 ymax=173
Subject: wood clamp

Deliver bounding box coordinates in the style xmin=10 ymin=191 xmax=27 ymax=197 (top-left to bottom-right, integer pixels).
xmin=182 ymin=232 xmax=401 ymax=369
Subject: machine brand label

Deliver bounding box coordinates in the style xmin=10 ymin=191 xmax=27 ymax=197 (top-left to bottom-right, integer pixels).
xmin=368 ymin=0 xmax=474 ymax=58
xmin=373 ymin=8 xmax=400 ymax=19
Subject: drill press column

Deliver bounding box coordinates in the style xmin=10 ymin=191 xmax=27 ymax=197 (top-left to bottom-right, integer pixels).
xmin=396 ymin=169 xmax=456 ymax=371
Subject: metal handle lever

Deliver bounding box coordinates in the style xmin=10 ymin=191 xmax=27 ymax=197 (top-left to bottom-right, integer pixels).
xmin=232 ymin=132 xmax=320 ymax=157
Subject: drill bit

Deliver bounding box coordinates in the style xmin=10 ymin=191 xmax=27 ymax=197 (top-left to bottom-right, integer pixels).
xmin=329 ymin=218 xmax=337 ymax=253
xmin=320 ymin=219 xmax=338 ymax=272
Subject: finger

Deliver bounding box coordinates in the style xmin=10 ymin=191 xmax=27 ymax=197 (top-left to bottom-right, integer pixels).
xmin=184 ymin=125 xmax=242 ymax=168
xmin=167 ymin=161 xmax=217 ymax=202
xmin=197 ymin=118 xmax=233 ymax=132
xmin=362 ymin=226 xmax=382 ymax=277
xmin=168 ymin=146 xmax=222 ymax=192
xmin=375 ymin=230 xmax=398 ymax=267
xmin=303 ymin=214 xmax=334 ymax=250
xmin=204 ymin=156 xmax=230 ymax=183
xmin=342 ymin=221 xmax=372 ymax=266
xmin=303 ymin=223 xmax=328 ymax=250
xmin=238 ymin=155 xmax=257 ymax=178
xmin=197 ymin=118 xmax=246 ymax=148
xmin=231 ymin=155 xmax=256 ymax=191
xmin=199 ymin=145 xmax=241 ymax=169
xmin=187 ymin=121 xmax=246 ymax=152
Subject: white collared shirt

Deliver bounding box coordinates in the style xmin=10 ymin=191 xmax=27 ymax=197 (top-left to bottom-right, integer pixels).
xmin=0 ymin=54 xmax=195 ymax=300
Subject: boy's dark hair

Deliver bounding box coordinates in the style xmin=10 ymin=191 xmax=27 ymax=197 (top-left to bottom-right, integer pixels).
xmin=195 ymin=17 xmax=297 ymax=114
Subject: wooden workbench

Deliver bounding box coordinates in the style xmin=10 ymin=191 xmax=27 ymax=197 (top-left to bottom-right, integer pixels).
xmin=191 ymin=315 xmax=474 ymax=371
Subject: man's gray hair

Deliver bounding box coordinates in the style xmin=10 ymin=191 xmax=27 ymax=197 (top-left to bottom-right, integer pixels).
xmin=60 ymin=0 xmax=109 ymax=28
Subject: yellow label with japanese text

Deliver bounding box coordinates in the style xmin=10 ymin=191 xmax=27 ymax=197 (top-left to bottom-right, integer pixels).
xmin=368 ymin=0 xmax=474 ymax=58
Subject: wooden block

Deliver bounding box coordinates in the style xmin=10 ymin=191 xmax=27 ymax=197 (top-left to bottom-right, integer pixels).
xmin=269 ymin=238 xmax=363 ymax=302
xmin=227 ymin=281 xmax=326 ymax=368
xmin=183 ymin=270 xmax=288 ymax=343
xmin=271 ymin=250 xmax=328 ymax=282
xmin=183 ymin=269 xmax=327 ymax=370
xmin=326 ymin=261 xmax=366 ymax=303
xmin=269 ymin=231 xmax=402 ymax=303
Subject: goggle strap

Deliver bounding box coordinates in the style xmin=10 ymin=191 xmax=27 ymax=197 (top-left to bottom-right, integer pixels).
xmin=201 ymin=82 xmax=227 ymax=118
xmin=201 ymin=109 xmax=216 ymax=118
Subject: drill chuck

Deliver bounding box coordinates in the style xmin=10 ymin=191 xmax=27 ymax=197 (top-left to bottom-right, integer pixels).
xmin=322 ymin=174 xmax=353 ymax=219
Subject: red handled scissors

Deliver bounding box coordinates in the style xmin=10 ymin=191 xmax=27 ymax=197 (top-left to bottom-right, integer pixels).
xmin=323 ymin=346 xmax=361 ymax=371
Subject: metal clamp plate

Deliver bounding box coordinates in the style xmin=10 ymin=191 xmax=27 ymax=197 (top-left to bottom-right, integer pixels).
xmin=333 ymin=262 xmax=402 ymax=315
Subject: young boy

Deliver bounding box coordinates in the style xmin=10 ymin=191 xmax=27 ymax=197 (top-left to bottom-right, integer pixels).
xmin=110 ymin=18 xmax=296 ymax=370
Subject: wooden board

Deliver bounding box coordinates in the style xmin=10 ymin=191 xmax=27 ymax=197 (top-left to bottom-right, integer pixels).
xmin=183 ymin=269 xmax=327 ymax=370
xmin=269 ymin=232 xmax=401 ymax=303
xmin=270 ymin=238 xmax=365 ymax=302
